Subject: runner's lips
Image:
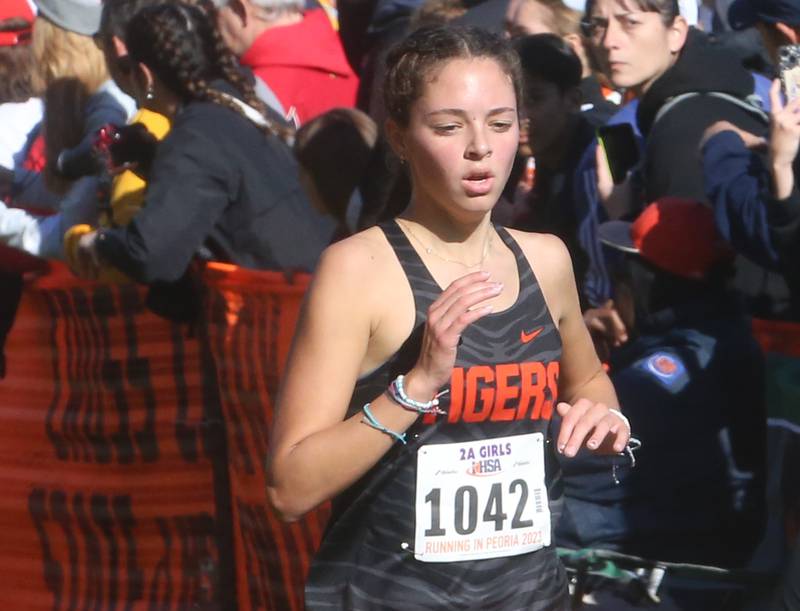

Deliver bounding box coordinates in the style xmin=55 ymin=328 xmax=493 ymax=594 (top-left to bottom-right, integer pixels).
xmin=462 ymin=170 xmax=495 ymax=196
xmin=464 ymin=170 xmax=494 ymax=182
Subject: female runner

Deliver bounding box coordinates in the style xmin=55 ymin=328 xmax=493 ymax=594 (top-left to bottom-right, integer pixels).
xmin=268 ymin=25 xmax=630 ymax=609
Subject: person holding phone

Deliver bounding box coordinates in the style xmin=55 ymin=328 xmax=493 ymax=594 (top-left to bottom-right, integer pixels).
xmin=558 ymin=0 xmax=772 ymax=322
xmin=701 ymin=0 xmax=800 ymax=318
xmin=572 ymin=0 xmax=779 ymax=330
xmin=584 ymin=0 xmax=769 ymax=208
xmin=269 ymin=25 xmax=631 ymax=610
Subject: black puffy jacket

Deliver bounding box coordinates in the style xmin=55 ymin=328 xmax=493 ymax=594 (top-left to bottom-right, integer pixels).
xmin=97 ymin=82 xmax=334 ymax=283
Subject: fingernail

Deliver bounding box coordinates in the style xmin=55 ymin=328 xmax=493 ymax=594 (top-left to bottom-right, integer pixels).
xmin=566 ymin=446 xmax=576 ymax=457
xmin=558 ymin=443 xmax=565 ymax=454
xmin=615 ymin=443 xmax=625 ymax=453
xmin=587 ymin=440 xmax=598 ymax=449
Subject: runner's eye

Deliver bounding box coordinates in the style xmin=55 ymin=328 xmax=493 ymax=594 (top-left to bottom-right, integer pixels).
xmin=433 ymin=124 xmax=460 ymax=135
xmin=490 ymin=121 xmax=513 ymax=132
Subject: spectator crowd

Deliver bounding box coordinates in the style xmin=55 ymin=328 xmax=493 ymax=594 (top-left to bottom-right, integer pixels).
xmin=0 ymin=0 xmax=798 ymax=607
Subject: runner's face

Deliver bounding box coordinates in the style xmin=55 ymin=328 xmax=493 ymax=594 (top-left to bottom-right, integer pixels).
xmin=586 ymin=0 xmax=686 ymax=93
xmin=396 ymin=58 xmax=519 ymax=220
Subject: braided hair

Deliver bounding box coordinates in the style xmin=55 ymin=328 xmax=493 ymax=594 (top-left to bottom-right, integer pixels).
xmin=125 ymin=0 xmax=286 ymax=138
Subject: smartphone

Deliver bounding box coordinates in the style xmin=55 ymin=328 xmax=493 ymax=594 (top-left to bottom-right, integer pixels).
xmin=779 ymin=44 xmax=800 ymax=102
xmin=597 ymin=123 xmax=640 ymax=185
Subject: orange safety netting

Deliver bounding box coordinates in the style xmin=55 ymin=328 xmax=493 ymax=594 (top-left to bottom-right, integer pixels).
xmin=0 ymin=262 xmax=328 ymax=610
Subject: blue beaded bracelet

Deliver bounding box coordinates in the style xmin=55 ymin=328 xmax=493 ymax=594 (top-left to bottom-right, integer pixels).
xmin=361 ymin=403 xmax=407 ymax=444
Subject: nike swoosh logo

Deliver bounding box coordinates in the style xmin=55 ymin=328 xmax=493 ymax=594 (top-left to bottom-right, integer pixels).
xmin=520 ymin=327 xmax=544 ymax=344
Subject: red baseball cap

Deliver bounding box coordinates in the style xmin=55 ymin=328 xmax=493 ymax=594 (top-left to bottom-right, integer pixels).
xmin=0 ymin=0 xmax=35 ymax=46
xmin=597 ymin=197 xmax=733 ymax=279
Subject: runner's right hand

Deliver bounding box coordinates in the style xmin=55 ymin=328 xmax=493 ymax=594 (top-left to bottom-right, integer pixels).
xmin=405 ymin=270 xmax=502 ymax=400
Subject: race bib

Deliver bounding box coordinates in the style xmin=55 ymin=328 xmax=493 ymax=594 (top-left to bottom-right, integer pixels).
xmin=414 ymin=433 xmax=550 ymax=563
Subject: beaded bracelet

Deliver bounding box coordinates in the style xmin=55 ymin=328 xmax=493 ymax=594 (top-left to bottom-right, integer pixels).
xmin=361 ymin=403 xmax=407 ymax=444
xmin=387 ymin=374 xmax=448 ymax=415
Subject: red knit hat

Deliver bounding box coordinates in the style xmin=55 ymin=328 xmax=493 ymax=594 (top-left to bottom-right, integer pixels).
xmin=0 ymin=0 xmax=35 ymax=46
xmin=597 ymin=197 xmax=733 ymax=279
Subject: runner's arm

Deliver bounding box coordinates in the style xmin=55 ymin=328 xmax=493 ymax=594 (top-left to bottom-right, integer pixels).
xmin=517 ymin=232 xmax=627 ymax=456
xmin=267 ymin=238 xmax=421 ymax=521
xmin=268 ymin=238 xmax=500 ymax=520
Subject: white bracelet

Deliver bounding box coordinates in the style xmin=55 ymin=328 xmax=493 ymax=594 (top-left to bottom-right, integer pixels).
xmin=608 ymin=408 xmax=630 ymax=431
xmin=387 ymin=374 xmax=448 ymax=415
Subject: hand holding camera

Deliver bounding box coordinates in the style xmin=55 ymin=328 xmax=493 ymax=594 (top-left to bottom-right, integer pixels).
xmin=94 ymin=123 xmax=159 ymax=179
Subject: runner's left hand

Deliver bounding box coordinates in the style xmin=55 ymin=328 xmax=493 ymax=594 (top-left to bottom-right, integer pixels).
xmin=556 ymin=399 xmax=630 ymax=457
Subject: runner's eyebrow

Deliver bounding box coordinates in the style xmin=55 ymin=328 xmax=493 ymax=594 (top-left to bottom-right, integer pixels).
xmin=590 ymin=10 xmax=636 ymax=19
xmin=425 ymin=107 xmax=516 ymax=119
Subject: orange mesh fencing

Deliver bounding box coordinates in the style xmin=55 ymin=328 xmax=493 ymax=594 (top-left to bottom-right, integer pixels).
xmin=0 ymin=261 xmax=328 ymax=610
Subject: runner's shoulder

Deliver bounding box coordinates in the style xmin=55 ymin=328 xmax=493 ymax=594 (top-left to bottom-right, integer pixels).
xmin=313 ymin=226 xmax=398 ymax=302
xmin=503 ymin=229 xmax=571 ymax=273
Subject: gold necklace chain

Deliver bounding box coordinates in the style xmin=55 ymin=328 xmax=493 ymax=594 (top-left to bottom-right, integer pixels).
xmin=399 ymin=220 xmax=493 ymax=269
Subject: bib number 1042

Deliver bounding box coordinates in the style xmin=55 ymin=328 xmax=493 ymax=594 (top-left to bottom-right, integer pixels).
xmin=414 ymin=433 xmax=550 ymax=562
xmin=424 ymin=479 xmax=538 ymax=536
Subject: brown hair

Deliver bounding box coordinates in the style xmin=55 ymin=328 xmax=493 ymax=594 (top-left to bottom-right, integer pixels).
xmin=532 ymin=0 xmax=582 ymax=36
xmin=0 ymin=17 xmax=34 ymax=103
xmin=0 ymin=44 xmax=34 ymax=103
xmin=30 ymin=16 xmax=109 ymax=95
xmin=42 ymin=78 xmax=90 ymax=195
xmin=383 ymin=25 xmax=524 ymax=128
xmin=409 ymin=0 xmax=467 ymax=30
xmin=294 ymin=108 xmax=378 ymax=222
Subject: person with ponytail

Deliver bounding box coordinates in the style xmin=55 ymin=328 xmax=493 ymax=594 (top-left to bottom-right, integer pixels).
xmin=73 ymin=1 xmax=332 ymax=288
